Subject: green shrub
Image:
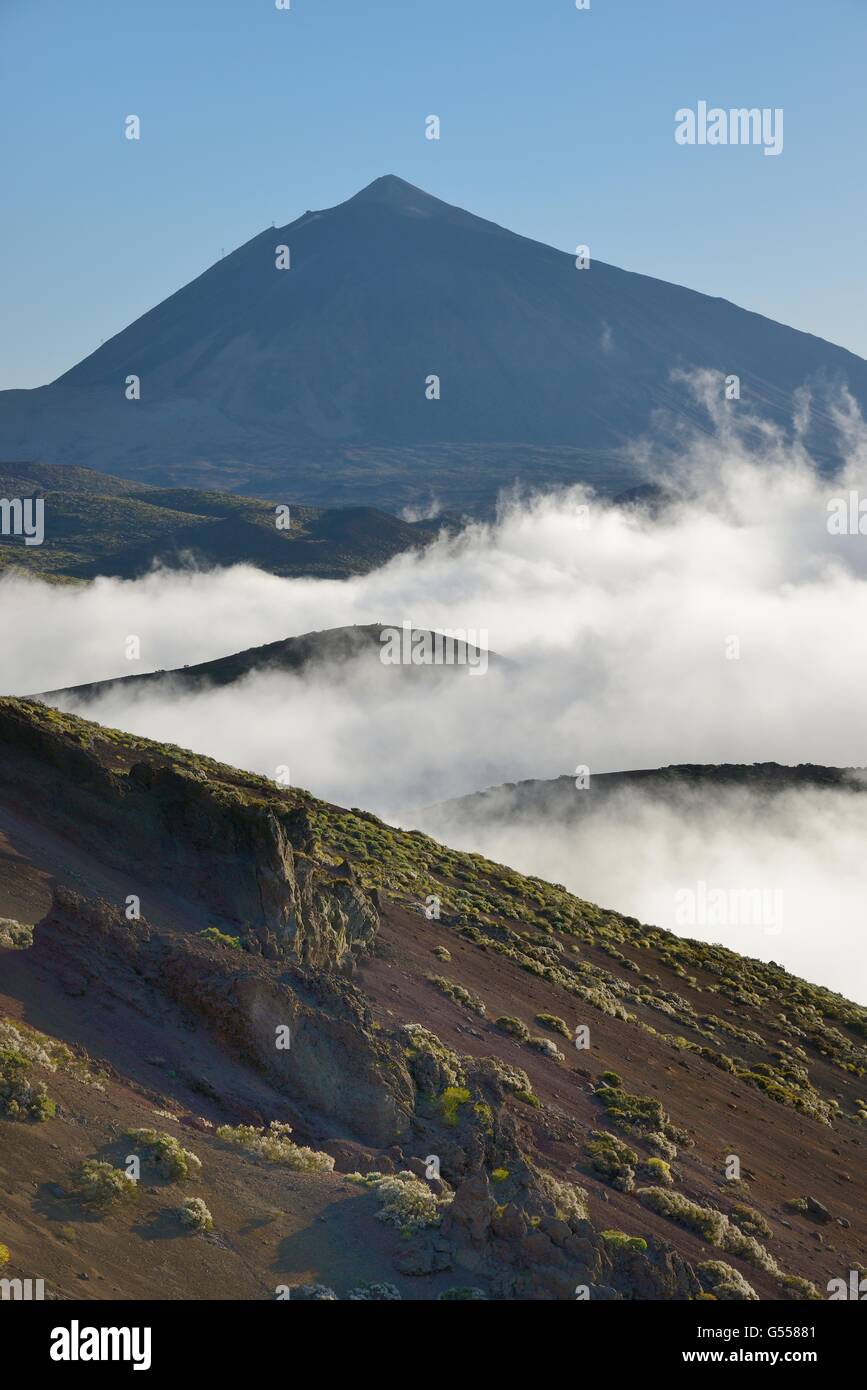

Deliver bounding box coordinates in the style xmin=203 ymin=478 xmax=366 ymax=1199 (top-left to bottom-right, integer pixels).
xmin=638 ymin=1187 xmax=728 ymax=1244
xmin=126 ymin=1129 xmax=201 ymax=1181
xmin=0 ymin=1048 xmax=56 ymax=1121
xmin=439 ymin=1086 xmax=471 ymax=1126
xmin=179 ymin=1197 xmax=213 ymax=1231
xmin=75 ymin=1160 xmax=138 ymax=1208
xmin=781 ymin=1274 xmax=822 ymax=1300
xmin=698 ymin=1260 xmax=759 ymax=1301
xmin=731 ymin=1204 xmax=772 ymax=1239
xmin=0 ymin=1243 xmax=9 ymax=1266
xmin=585 ymin=1131 xmax=638 ymax=1192
xmin=784 ymin=1196 xmax=808 ymax=1214
xmin=528 ymin=1036 xmax=565 ymax=1061
xmin=438 ymin=1286 xmax=487 ymax=1300
xmin=535 ymin=1014 xmax=571 ymax=1038
xmin=599 ymin=1070 xmax=623 ymax=1087
xmin=639 ymin=1187 xmax=785 ymax=1278
xmin=0 ymin=918 xmax=33 ymax=949
xmin=356 ymin=1171 xmax=449 ymax=1234
xmin=601 ymin=1229 xmax=648 ymax=1252
xmin=644 ymin=1131 xmax=678 ymax=1160
xmin=514 ymin=1088 xmax=541 ymax=1108
xmin=216 ymin=1121 xmax=334 ymax=1172
xmin=495 ymin=1016 xmax=530 ymax=1041
xmin=198 ymin=927 xmax=242 ymax=951
xmin=594 ymin=1082 xmax=674 ymax=1144
xmin=428 ymin=976 xmax=487 ymax=1017
xmin=641 ymin=1157 xmax=674 ymax=1186
xmin=432 ymin=945 xmax=451 ymax=962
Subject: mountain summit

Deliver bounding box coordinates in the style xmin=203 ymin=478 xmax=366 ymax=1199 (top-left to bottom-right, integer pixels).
xmin=2 ymin=176 xmax=865 ymax=510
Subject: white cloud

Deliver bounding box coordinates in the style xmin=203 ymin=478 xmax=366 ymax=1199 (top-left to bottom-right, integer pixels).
xmin=3 ymin=383 xmax=867 ymax=996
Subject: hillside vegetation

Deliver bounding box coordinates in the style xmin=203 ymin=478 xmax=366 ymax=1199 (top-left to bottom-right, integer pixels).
xmin=0 ymin=697 xmax=864 ymax=1300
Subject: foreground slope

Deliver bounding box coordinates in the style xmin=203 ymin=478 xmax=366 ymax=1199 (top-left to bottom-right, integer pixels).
xmin=1 ymin=177 xmax=865 ymax=509
xmin=0 ymin=699 xmax=865 ymax=1300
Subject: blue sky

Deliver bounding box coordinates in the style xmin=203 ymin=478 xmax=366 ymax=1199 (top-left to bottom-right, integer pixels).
xmin=1 ymin=0 xmax=864 ymax=388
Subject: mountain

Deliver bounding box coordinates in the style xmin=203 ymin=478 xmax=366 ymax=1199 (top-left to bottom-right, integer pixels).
xmin=2 ymin=176 xmax=865 ymax=512
xmin=38 ymin=624 xmax=504 ymax=703
xmin=415 ymin=762 xmax=867 ymax=838
xmin=1 ymin=698 xmax=865 ymax=1301
xmin=0 ymin=462 xmax=439 ymax=583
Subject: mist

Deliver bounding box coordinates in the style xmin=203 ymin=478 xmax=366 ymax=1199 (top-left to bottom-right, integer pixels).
xmin=414 ymin=781 xmax=867 ymax=1003
xmin=3 ymin=386 xmax=867 ymax=996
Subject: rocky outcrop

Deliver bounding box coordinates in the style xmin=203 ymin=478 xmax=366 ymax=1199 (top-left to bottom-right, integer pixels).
xmin=396 ymin=1167 xmax=700 ymax=1300
xmin=0 ymin=703 xmax=379 ymax=968
xmin=33 ymin=887 xmax=412 ymax=1146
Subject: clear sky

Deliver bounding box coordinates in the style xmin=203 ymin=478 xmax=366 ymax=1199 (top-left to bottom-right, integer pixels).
xmin=1 ymin=0 xmax=865 ymax=389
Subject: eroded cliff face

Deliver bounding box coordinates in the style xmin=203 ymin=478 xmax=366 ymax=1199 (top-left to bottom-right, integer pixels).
xmin=33 ymin=887 xmax=412 ymax=1146
xmin=0 ymin=702 xmax=379 ymax=968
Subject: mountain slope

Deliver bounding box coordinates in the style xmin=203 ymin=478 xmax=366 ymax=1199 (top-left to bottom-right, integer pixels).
xmin=0 ymin=699 xmax=865 ymax=1301
xmin=38 ymin=624 xmax=504 ymax=703
xmin=1 ymin=176 xmax=864 ymax=510
xmin=0 ymin=462 xmax=437 ymax=582
xmin=416 ymin=763 xmax=867 ymax=836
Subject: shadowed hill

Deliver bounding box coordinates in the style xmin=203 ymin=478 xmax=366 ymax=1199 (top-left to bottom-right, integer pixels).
xmin=0 ymin=462 xmax=439 ymax=583
xmin=38 ymin=624 xmax=504 ymax=703
xmin=415 ymin=762 xmax=867 ymax=837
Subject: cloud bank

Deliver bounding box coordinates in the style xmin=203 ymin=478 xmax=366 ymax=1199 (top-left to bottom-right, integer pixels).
xmin=3 ymin=386 xmax=867 ymax=995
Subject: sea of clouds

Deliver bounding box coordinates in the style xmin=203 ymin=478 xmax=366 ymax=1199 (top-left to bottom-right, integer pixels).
xmin=3 ymin=379 xmax=867 ymax=998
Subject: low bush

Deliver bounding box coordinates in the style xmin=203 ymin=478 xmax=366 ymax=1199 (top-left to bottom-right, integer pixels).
xmin=528 ymin=1036 xmax=565 ymax=1061
xmin=514 ymin=1088 xmax=541 ymax=1108
xmin=495 ymin=1016 xmax=530 ymax=1040
xmin=126 ymin=1129 xmax=201 ymax=1182
xmin=0 ymin=1048 xmax=55 ymax=1121
xmin=698 ymin=1260 xmax=758 ymax=1301
xmin=75 ymin=1160 xmax=138 ymax=1208
xmin=641 ymin=1157 xmax=674 ymax=1186
xmin=438 ymin=1086 xmax=471 ymax=1126
xmin=216 ymin=1121 xmax=334 ymax=1172
xmin=198 ymin=927 xmax=242 ymax=951
xmin=639 ymin=1187 xmax=789 ymax=1280
xmin=179 ymin=1197 xmax=213 ymax=1231
xmin=585 ymin=1130 xmax=638 ymax=1192
xmin=0 ymin=919 xmax=33 ymax=949
xmin=601 ymin=1229 xmax=648 ymax=1252
xmin=730 ymin=1204 xmax=772 ymax=1239
xmin=428 ymin=976 xmax=487 ymax=1018
xmin=535 ymin=1014 xmax=571 ymax=1039
xmin=355 ymin=1171 xmax=449 ymax=1235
